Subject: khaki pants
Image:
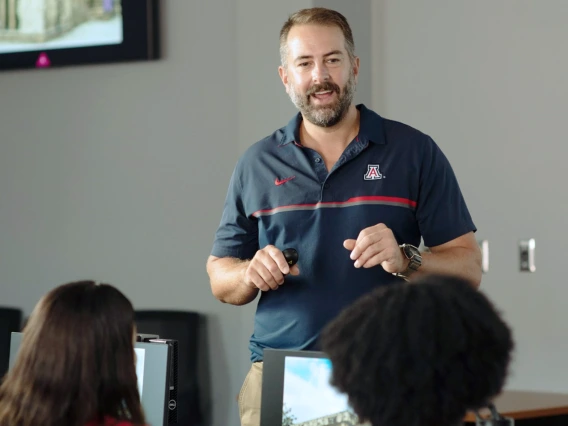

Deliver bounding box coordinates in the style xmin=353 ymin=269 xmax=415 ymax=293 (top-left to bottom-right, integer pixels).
xmin=238 ymin=362 xmax=263 ymax=426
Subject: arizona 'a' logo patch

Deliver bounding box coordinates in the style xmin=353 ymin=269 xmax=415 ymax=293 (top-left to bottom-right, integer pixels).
xmin=364 ymin=164 xmax=383 ymax=180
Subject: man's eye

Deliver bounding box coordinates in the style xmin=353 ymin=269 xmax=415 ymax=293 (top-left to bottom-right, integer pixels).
xmin=298 ymin=62 xmax=309 ymax=67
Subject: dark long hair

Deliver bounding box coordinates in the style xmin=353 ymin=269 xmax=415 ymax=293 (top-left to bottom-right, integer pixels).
xmin=320 ymin=275 xmax=514 ymax=426
xmin=0 ymin=281 xmax=146 ymax=426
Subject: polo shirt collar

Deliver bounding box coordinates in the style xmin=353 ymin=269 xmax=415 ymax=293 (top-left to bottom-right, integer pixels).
xmin=278 ymin=104 xmax=386 ymax=146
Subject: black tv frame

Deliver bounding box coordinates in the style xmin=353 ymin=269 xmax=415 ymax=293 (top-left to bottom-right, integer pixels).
xmin=0 ymin=0 xmax=159 ymax=72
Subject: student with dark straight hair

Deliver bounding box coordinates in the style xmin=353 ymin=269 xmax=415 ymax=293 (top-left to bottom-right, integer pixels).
xmin=0 ymin=281 xmax=146 ymax=426
xmin=321 ymin=275 xmax=514 ymax=426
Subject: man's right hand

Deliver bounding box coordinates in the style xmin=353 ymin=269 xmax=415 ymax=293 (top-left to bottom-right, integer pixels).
xmin=244 ymin=245 xmax=300 ymax=291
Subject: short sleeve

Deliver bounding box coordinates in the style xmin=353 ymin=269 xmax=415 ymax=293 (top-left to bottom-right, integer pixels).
xmin=417 ymin=137 xmax=476 ymax=247
xmin=210 ymin=163 xmax=259 ymax=259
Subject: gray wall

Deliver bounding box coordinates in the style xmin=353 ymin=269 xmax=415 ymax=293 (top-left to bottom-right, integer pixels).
xmin=372 ymin=1 xmax=568 ymax=391
xmin=0 ymin=2 xmax=243 ymax=426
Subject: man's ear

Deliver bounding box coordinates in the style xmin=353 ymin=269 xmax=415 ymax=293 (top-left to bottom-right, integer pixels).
xmin=278 ymin=66 xmax=289 ymax=88
xmin=352 ymin=56 xmax=360 ymax=82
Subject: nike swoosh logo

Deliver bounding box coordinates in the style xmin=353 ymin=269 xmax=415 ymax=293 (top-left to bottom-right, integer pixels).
xmin=275 ymin=176 xmax=296 ymax=186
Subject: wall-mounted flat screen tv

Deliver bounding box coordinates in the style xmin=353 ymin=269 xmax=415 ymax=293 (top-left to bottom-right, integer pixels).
xmin=0 ymin=0 xmax=159 ymax=71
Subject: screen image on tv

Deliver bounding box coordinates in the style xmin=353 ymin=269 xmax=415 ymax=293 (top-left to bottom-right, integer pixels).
xmin=134 ymin=347 xmax=146 ymax=396
xmin=282 ymin=355 xmax=361 ymax=426
xmin=0 ymin=0 xmax=159 ymax=71
xmin=0 ymin=0 xmax=123 ymax=54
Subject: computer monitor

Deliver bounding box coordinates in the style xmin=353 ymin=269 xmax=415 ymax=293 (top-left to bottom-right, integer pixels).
xmin=9 ymin=332 xmax=175 ymax=426
xmin=260 ymin=349 xmax=362 ymax=426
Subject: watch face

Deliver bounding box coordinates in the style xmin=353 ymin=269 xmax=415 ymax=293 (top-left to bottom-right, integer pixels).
xmin=403 ymin=244 xmax=419 ymax=259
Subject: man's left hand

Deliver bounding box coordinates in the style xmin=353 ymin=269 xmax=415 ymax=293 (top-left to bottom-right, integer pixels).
xmin=343 ymin=223 xmax=408 ymax=273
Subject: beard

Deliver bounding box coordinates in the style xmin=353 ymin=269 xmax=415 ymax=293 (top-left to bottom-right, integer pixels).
xmin=287 ymin=70 xmax=356 ymax=128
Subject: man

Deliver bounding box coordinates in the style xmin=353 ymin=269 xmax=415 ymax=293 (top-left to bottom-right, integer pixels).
xmin=206 ymin=7 xmax=482 ymax=426
xmin=320 ymin=275 xmax=514 ymax=426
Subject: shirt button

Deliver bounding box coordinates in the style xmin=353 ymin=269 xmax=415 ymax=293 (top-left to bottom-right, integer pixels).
xmin=315 ymin=157 xmax=322 ymax=163
xmin=324 ymin=183 xmax=330 ymax=189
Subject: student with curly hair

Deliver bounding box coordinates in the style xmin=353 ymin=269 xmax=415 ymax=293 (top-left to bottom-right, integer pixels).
xmin=320 ymin=275 xmax=514 ymax=426
xmin=0 ymin=281 xmax=147 ymax=426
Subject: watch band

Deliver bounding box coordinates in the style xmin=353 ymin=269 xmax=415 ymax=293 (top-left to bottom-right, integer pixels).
xmin=394 ymin=244 xmax=422 ymax=281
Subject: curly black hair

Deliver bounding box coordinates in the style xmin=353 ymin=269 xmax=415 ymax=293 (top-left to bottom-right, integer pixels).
xmin=320 ymin=274 xmax=514 ymax=426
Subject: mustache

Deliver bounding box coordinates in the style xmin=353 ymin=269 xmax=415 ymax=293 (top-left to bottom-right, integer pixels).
xmin=306 ymin=82 xmax=340 ymax=96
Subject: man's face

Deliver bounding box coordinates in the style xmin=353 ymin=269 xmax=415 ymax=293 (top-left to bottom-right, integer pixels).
xmin=279 ymin=24 xmax=359 ymax=128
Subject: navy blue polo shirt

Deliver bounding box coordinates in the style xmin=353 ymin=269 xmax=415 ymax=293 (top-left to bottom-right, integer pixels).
xmin=211 ymin=104 xmax=476 ymax=362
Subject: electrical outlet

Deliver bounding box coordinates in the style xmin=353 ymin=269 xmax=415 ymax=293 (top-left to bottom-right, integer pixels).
xmin=519 ymin=239 xmax=536 ymax=272
xmin=478 ymin=240 xmax=489 ymax=273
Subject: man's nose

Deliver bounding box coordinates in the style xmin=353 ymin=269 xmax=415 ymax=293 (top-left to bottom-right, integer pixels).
xmin=312 ymin=63 xmax=330 ymax=83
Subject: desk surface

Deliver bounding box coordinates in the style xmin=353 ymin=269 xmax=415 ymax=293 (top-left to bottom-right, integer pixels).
xmin=464 ymin=390 xmax=568 ymax=421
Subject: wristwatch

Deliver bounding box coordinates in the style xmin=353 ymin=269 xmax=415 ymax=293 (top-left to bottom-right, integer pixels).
xmin=394 ymin=244 xmax=422 ymax=280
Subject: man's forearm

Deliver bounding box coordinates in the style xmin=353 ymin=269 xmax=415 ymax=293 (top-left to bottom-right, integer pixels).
xmin=410 ymin=247 xmax=482 ymax=288
xmin=206 ymin=256 xmax=259 ymax=305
